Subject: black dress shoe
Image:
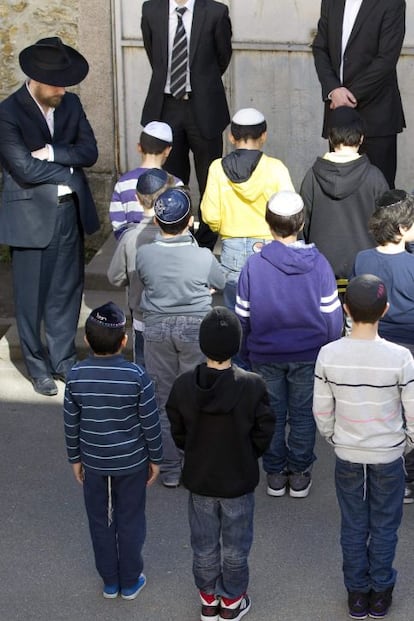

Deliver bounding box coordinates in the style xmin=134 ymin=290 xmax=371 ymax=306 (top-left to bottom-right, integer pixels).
xmin=52 ymin=372 xmax=67 ymax=383
xmin=31 ymin=376 xmax=58 ymax=396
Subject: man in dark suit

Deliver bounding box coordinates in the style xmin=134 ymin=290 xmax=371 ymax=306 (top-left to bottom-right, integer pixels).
xmin=313 ymin=0 xmax=406 ymax=188
xmin=141 ymin=0 xmax=232 ymax=249
xmin=0 ymin=37 xmax=99 ymax=395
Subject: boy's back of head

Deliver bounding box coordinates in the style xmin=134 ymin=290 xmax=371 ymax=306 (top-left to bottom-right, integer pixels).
xmin=139 ymin=121 xmax=173 ymax=154
xmin=265 ymin=190 xmax=304 ymax=238
xmin=230 ymin=107 xmax=267 ymax=142
xmin=328 ymin=106 xmax=365 ymax=149
xmin=199 ymin=306 xmax=242 ymax=363
xmin=136 ymin=168 xmax=175 ymax=210
xmin=154 ymin=187 xmax=192 ymax=234
xmin=85 ymin=301 xmax=127 ymax=355
xmin=345 ymin=275 xmax=388 ymax=324
xmin=369 ymin=191 xmax=414 ymax=245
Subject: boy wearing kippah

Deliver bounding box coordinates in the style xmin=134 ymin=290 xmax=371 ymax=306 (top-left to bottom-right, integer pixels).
xmin=136 ymin=188 xmax=226 ymax=487
xmin=63 ymin=302 xmax=162 ymax=600
xmin=107 ymin=168 xmax=175 ymax=365
xmin=313 ymin=275 xmax=414 ymax=619
xmin=236 ymin=190 xmax=342 ymax=498
xmin=166 ymin=307 xmax=274 ymax=621
xmin=201 ymin=107 xmax=294 ymax=311
xmin=109 ymin=121 xmax=183 ymax=239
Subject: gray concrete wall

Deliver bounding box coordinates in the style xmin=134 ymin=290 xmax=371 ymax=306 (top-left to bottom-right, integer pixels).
xmin=1 ymin=1 xmax=414 ymax=248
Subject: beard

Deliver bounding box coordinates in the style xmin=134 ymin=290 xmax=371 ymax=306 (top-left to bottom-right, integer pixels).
xmin=42 ymin=94 xmax=64 ymax=109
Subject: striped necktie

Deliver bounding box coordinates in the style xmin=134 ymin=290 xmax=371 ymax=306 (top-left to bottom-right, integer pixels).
xmin=170 ymin=7 xmax=188 ymax=99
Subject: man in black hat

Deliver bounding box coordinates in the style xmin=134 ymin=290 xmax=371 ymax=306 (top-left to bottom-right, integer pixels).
xmin=0 ymin=37 xmax=99 ymax=395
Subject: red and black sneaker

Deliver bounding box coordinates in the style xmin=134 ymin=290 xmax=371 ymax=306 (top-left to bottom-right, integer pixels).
xmin=200 ymin=591 xmax=220 ymax=621
xmin=219 ymin=594 xmax=251 ymax=621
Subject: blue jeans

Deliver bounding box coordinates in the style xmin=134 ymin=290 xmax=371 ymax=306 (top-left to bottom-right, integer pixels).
xmin=221 ymin=237 xmax=268 ymax=311
xmin=253 ymin=362 xmax=316 ymax=473
xmin=144 ymin=316 xmax=204 ymax=476
xmin=335 ymin=457 xmax=405 ymax=593
xmin=189 ymin=492 xmax=255 ymax=599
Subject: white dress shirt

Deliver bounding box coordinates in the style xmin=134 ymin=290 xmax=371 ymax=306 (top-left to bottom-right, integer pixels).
xmin=340 ymin=0 xmax=364 ymax=83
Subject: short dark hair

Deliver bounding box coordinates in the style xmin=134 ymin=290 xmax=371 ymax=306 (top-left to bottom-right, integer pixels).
xmin=85 ymin=319 xmax=125 ymax=355
xmin=328 ymin=124 xmax=364 ymax=148
xmin=344 ymin=275 xmax=388 ymax=324
xmin=156 ymin=211 xmax=192 ymax=235
xmin=265 ymin=205 xmax=304 ymax=238
xmin=369 ymin=194 xmax=414 ymax=245
xmin=230 ymin=120 xmax=267 ymax=142
xmin=139 ymin=131 xmax=171 ymax=155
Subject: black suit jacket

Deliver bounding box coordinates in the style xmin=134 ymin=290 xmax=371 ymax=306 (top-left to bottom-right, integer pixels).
xmin=141 ymin=0 xmax=232 ymax=140
xmin=0 ymin=85 xmax=99 ymax=248
xmin=313 ymin=0 xmax=406 ymax=138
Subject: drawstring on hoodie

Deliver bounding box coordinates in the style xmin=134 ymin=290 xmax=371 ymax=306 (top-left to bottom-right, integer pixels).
xmin=107 ymin=476 xmax=113 ymax=527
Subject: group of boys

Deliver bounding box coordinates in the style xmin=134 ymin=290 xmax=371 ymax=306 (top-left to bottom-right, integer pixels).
xmin=63 ymin=106 xmax=414 ymax=621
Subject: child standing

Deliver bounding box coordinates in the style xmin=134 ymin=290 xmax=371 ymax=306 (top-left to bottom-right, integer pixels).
xmin=313 ymin=275 xmax=414 ymax=619
xmin=136 ymin=188 xmax=226 ymax=488
xmin=236 ymin=191 xmax=342 ymax=498
xmin=64 ymin=302 xmax=162 ymax=599
xmin=166 ymin=307 xmax=274 ymax=621
xmin=201 ymin=108 xmax=294 ymax=310
xmin=109 ymin=121 xmax=182 ymax=239
xmin=107 ymin=168 xmax=175 ymax=365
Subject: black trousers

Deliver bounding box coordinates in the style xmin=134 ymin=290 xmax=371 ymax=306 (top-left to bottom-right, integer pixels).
xmin=11 ymin=196 xmax=83 ymax=379
xmin=359 ymin=134 xmax=397 ymax=189
xmin=160 ymin=95 xmax=223 ymax=250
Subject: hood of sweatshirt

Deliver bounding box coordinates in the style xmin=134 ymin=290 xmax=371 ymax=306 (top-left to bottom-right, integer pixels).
xmin=221 ymin=149 xmax=265 ymax=202
xmin=311 ymin=153 xmax=373 ymax=200
xmin=194 ymin=364 xmax=244 ymax=415
xmin=260 ymin=240 xmax=318 ymax=276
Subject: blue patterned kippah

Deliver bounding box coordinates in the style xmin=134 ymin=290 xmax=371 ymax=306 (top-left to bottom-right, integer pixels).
xmin=88 ymin=302 xmax=126 ymax=328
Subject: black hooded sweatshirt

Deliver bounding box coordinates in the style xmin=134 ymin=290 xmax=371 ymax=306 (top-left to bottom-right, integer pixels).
xmin=166 ymin=363 xmax=274 ymax=498
xmin=300 ymin=154 xmax=388 ymax=279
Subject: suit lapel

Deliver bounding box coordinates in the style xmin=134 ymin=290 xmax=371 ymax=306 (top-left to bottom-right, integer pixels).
xmin=190 ymin=0 xmax=205 ymax=66
xmin=331 ymin=0 xmax=346 ymax=72
xmin=16 ymin=84 xmax=53 ymax=142
xmin=345 ymin=0 xmax=377 ymax=51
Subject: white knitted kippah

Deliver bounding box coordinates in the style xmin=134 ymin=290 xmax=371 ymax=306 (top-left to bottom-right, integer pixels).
xmin=143 ymin=121 xmax=173 ymax=143
xmin=267 ymin=191 xmax=304 ymax=216
xmin=232 ymin=108 xmax=265 ymax=126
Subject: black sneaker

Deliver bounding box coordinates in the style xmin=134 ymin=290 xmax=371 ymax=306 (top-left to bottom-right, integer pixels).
xmin=348 ymin=591 xmax=369 ymax=619
xmin=289 ymin=471 xmax=312 ymax=498
xmin=369 ymin=587 xmax=393 ymax=618
xmin=219 ymin=594 xmax=251 ymax=620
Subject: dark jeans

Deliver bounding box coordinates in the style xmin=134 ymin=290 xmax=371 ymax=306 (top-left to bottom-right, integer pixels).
xmin=189 ymin=492 xmax=254 ymax=599
xmin=83 ymin=468 xmax=147 ymax=588
xmin=335 ymin=457 xmax=405 ymax=593
xmin=253 ymin=361 xmax=316 ymax=473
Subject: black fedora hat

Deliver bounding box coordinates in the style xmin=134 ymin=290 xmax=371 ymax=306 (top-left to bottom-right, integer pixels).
xmin=19 ymin=37 xmax=89 ymax=87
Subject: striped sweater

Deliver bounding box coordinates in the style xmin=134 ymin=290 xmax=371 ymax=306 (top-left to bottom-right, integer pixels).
xmin=313 ymin=336 xmax=414 ymax=463
xmin=64 ymin=354 xmax=162 ymax=475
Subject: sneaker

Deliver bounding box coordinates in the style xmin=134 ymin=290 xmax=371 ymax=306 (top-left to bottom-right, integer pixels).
xmin=368 ymin=587 xmax=393 ymax=618
xmin=120 ymin=573 xmax=146 ymax=600
xmin=161 ymin=473 xmax=181 ymax=488
xmin=267 ymin=471 xmax=288 ymax=497
xmin=103 ymin=583 xmax=119 ymax=599
xmin=403 ymin=486 xmax=414 ymax=504
xmin=219 ymin=594 xmax=251 ymax=621
xmin=348 ymin=591 xmax=369 ymax=619
xmin=289 ymin=471 xmax=312 ymax=498
xmin=200 ymin=592 xmax=220 ymax=621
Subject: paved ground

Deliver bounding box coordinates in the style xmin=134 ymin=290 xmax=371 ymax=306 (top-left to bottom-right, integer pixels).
xmin=0 ymin=251 xmax=413 ymax=621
